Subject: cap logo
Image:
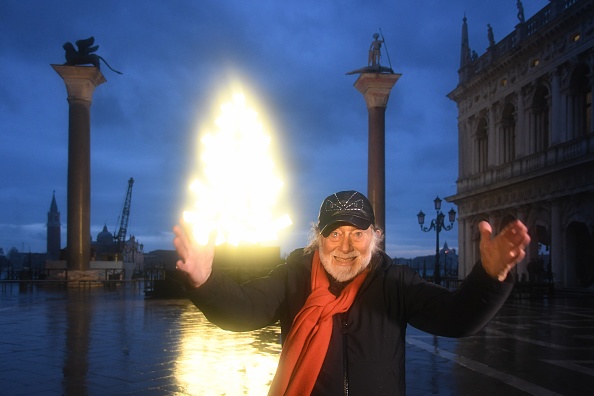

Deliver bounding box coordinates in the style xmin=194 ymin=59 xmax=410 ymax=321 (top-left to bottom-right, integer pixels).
xmin=323 ymin=192 xmax=365 ymax=213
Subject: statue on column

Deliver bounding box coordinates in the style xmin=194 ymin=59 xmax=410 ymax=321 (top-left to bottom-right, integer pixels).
xmin=62 ymin=36 xmax=122 ymax=74
xmin=368 ymin=33 xmax=384 ymax=67
xmin=346 ymin=32 xmax=394 ymax=75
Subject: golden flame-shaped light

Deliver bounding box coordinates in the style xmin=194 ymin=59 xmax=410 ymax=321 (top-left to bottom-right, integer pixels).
xmin=184 ymin=92 xmax=292 ymax=246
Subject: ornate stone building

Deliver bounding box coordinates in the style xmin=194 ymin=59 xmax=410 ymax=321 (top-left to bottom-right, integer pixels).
xmin=447 ymin=0 xmax=594 ymax=288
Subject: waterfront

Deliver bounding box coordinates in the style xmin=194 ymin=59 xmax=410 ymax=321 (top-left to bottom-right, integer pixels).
xmin=0 ymin=284 xmax=281 ymax=395
xmin=1 ymin=283 xmax=594 ymax=395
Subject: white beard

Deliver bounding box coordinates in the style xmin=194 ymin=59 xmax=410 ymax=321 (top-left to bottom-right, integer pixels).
xmin=319 ymin=246 xmax=373 ymax=282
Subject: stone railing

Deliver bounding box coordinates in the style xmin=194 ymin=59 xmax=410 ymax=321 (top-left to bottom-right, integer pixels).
xmin=457 ymin=134 xmax=593 ymax=193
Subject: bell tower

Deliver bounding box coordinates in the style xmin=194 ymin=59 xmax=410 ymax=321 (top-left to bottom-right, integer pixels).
xmin=47 ymin=191 xmax=61 ymax=260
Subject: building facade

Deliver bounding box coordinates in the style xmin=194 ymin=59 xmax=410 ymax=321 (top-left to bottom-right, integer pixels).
xmin=447 ymin=0 xmax=594 ymax=288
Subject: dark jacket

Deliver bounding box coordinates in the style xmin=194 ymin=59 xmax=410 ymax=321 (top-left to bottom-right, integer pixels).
xmin=187 ymin=249 xmax=513 ymax=395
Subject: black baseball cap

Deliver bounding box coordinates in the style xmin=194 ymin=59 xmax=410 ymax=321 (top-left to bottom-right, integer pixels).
xmin=318 ymin=191 xmax=375 ymax=237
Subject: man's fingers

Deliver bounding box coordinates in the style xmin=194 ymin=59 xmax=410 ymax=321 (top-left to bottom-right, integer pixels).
xmin=505 ymin=247 xmax=526 ymax=267
xmin=478 ymin=221 xmax=493 ymax=241
xmin=173 ymin=225 xmax=191 ymax=260
xmin=173 ymin=236 xmax=186 ymax=260
xmin=501 ymin=220 xmax=531 ymax=248
xmin=175 ymin=259 xmax=184 ymax=270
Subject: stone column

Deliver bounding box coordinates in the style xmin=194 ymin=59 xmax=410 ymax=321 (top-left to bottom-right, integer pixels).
xmin=464 ymin=218 xmax=475 ymax=278
xmin=487 ymin=107 xmax=497 ymax=168
xmin=52 ymin=65 xmax=106 ymax=271
xmin=589 ymin=52 xmax=594 ymax=134
xmin=516 ymin=206 xmax=531 ymax=279
xmin=354 ymin=73 xmax=401 ymax=237
xmin=550 ymin=69 xmax=562 ymax=144
xmin=516 ymin=87 xmax=526 ymax=157
xmin=550 ymin=200 xmax=563 ymax=287
xmin=457 ymin=217 xmax=470 ymax=279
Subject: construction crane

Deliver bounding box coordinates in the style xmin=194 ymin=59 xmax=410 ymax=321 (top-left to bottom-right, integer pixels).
xmin=114 ymin=177 xmax=134 ymax=250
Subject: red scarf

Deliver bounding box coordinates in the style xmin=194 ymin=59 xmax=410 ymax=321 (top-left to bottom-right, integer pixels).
xmin=268 ymin=250 xmax=369 ymax=396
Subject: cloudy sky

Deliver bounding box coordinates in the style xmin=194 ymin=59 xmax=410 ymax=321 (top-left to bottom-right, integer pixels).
xmin=0 ymin=0 xmax=548 ymax=258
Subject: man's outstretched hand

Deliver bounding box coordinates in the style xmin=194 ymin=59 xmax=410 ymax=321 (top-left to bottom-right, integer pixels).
xmin=173 ymin=223 xmax=216 ymax=288
xmin=479 ymin=220 xmax=531 ymax=281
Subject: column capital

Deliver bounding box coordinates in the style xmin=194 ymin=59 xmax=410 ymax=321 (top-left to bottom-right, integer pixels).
xmin=51 ymin=64 xmax=106 ymax=101
xmin=354 ymin=73 xmax=401 ymax=108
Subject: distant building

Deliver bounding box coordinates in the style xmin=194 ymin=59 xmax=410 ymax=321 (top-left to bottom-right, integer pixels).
xmin=46 ymin=191 xmax=61 ymax=260
xmin=0 ymin=249 xmax=8 ymax=279
xmin=91 ymin=225 xmax=144 ymax=274
xmin=393 ymin=242 xmax=459 ymax=279
xmin=94 ymin=224 xmax=118 ymax=261
xmin=7 ymin=252 xmax=47 ymax=277
xmin=447 ymin=0 xmax=594 ymax=287
xmin=122 ymin=235 xmax=144 ymax=275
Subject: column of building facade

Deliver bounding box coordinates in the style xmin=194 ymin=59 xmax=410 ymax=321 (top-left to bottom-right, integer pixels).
xmin=550 ymin=69 xmax=563 ymax=144
xmin=558 ymin=66 xmax=570 ymax=142
xmin=516 ymin=206 xmax=531 ymax=277
xmin=463 ymin=120 xmax=473 ymax=177
xmin=525 ymin=84 xmax=536 ymax=154
xmin=459 ymin=217 xmax=475 ymax=279
xmin=487 ymin=106 xmax=497 ymax=168
xmin=494 ymin=111 xmax=503 ymax=165
xmin=465 ymin=218 xmax=475 ymax=278
xmin=470 ymin=119 xmax=479 ymax=175
xmin=463 ymin=213 xmax=491 ymax=278
xmin=565 ymin=70 xmax=577 ymax=140
xmin=522 ymin=86 xmax=534 ymax=157
xmin=472 ymin=216 xmax=483 ymax=275
xmin=589 ymin=51 xmax=594 ymax=134
xmin=515 ymin=89 xmax=526 ymax=158
xmin=457 ymin=121 xmax=465 ymax=178
xmin=461 ymin=121 xmax=472 ymax=179
xmin=550 ymin=199 xmax=563 ymax=287
xmin=499 ymin=104 xmax=508 ymax=165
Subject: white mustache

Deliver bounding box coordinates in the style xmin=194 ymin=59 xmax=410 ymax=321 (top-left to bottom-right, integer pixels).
xmin=332 ymin=252 xmax=359 ymax=260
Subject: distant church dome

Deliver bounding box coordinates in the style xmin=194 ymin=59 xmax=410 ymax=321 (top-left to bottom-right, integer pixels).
xmin=97 ymin=225 xmax=114 ymax=246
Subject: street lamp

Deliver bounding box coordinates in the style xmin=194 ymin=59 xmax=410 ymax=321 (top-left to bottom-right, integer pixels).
xmin=417 ymin=196 xmax=456 ymax=285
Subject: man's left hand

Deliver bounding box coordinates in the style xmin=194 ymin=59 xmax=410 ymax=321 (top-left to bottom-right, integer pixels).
xmin=479 ymin=220 xmax=531 ymax=281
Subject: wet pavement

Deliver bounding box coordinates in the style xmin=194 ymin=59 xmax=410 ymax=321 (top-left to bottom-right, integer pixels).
xmin=1 ymin=282 xmax=593 ymax=395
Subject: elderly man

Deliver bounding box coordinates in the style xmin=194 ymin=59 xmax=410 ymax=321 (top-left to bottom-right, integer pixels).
xmin=173 ymin=190 xmax=530 ymax=395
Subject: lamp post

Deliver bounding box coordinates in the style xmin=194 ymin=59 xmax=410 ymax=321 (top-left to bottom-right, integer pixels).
xmin=417 ymin=196 xmax=456 ymax=285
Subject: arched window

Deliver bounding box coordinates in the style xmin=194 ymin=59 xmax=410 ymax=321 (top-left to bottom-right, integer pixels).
xmin=568 ymin=64 xmax=591 ymax=138
xmin=501 ymin=104 xmax=516 ymax=163
xmin=531 ymin=86 xmax=549 ymax=152
xmin=476 ymin=117 xmax=488 ymax=172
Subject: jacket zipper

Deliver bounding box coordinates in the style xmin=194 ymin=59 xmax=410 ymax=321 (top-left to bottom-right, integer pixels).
xmin=341 ymin=312 xmax=349 ymax=396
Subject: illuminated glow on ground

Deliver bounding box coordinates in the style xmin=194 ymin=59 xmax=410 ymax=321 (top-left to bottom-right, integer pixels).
xmin=184 ymin=92 xmax=292 ymax=246
xmin=175 ymin=310 xmax=281 ymax=396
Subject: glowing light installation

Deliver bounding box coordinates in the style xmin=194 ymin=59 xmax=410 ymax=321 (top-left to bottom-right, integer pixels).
xmin=184 ymin=93 xmax=292 ymax=246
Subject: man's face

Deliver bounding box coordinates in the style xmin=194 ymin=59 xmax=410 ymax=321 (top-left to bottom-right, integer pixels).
xmin=319 ymin=225 xmax=376 ymax=282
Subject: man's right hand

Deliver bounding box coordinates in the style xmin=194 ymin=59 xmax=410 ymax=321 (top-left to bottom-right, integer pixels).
xmin=173 ymin=223 xmax=215 ymax=288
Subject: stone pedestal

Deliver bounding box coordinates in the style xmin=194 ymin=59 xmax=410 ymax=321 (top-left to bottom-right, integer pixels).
xmin=52 ymin=65 xmax=106 ymax=271
xmin=354 ymin=73 xmax=401 ymax=237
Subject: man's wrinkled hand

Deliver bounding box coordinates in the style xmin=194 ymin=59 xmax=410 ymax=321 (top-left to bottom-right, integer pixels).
xmin=479 ymin=220 xmax=530 ymax=281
